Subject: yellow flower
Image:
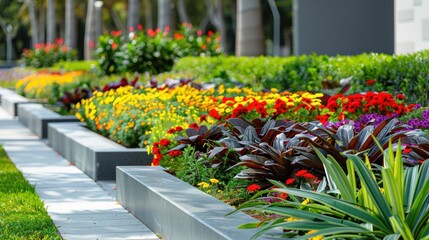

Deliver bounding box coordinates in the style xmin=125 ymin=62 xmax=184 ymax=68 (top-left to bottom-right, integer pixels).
xmin=197 ymin=182 xmax=210 ymax=188
xmin=302 ymin=198 xmax=310 ymax=205
xmin=306 ymin=230 xmax=323 ymax=240
xmin=209 ymin=178 xmax=219 ymax=184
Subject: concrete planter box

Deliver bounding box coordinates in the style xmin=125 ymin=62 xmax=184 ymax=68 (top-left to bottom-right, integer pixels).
xmin=0 ymin=88 xmax=15 ymax=103
xmin=116 ymin=166 xmax=265 ymax=240
xmin=48 ymin=122 xmax=152 ymax=181
xmin=0 ymin=91 xmax=32 ymax=116
xmin=17 ymin=103 xmax=78 ymax=138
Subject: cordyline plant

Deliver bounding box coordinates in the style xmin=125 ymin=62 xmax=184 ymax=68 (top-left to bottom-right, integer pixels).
xmin=225 ymin=117 xmax=429 ymax=188
xmin=231 ymin=140 xmax=429 ymax=240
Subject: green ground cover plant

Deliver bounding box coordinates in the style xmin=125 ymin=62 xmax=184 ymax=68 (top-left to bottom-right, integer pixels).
xmin=0 ymin=146 xmax=60 ymax=239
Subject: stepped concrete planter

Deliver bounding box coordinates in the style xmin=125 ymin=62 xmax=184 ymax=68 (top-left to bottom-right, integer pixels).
xmin=0 ymin=88 xmax=15 ymax=103
xmin=48 ymin=122 xmax=152 ymax=181
xmin=17 ymin=103 xmax=78 ymax=138
xmin=116 ymin=166 xmax=266 ymax=240
xmin=0 ymin=91 xmax=33 ymax=116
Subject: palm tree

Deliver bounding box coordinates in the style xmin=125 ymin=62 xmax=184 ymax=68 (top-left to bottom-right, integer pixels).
xmin=128 ymin=0 xmax=140 ymax=32
xmin=235 ymin=0 xmax=265 ymax=56
xmin=65 ymin=0 xmax=75 ymax=48
xmin=84 ymin=0 xmax=95 ymax=60
xmin=27 ymin=0 xmax=39 ymax=46
xmin=46 ymin=0 xmax=55 ymax=43
xmin=157 ymin=0 xmax=171 ymax=31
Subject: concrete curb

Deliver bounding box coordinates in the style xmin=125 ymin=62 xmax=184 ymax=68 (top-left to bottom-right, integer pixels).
xmin=48 ymin=122 xmax=152 ymax=181
xmin=116 ymin=166 xmax=265 ymax=240
xmin=17 ymin=103 xmax=78 ymax=138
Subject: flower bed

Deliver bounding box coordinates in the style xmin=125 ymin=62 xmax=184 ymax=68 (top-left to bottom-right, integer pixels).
xmin=16 ymin=71 xmax=83 ymax=103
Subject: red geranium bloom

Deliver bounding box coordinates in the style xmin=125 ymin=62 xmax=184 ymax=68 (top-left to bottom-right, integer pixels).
xmin=189 ymin=122 xmax=199 ymax=130
xmin=159 ymin=139 xmax=171 ymax=147
xmin=169 ymin=150 xmax=182 ymax=157
xmin=295 ymin=170 xmax=308 ymax=177
xmin=396 ymin=93 xmax=405 ymax=100
xmin=199 ymin=114 xmax=207 ymax=122
xmin=277 ymin=192 xmax=288 ymax=200
xmin=366 ymin=79 xmax=376 ymax=85
xmin=285 ymin=178 xmax=295 ymax=185
xmin=302 ymin=173 xmax=317 ymax=180
xmin=247 ymin=184 xmax=261 ymax=192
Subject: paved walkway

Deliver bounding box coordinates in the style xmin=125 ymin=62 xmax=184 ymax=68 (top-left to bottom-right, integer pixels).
xmin=0 ymin=107 xmax=158 ymax=240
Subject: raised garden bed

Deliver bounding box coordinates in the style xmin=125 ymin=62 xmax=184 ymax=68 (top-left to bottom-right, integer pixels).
xmin=116 ymin=166 xmax=266 ymax=240
xmin=0 ymin=87 xmax=15 ymax=103
xmin=48 ymin=122 xmax=151 ymax=181
xmin=17 ymin=103 xmax=78 ymax=138
xmin=0 ymin=90 xmax=33 ymax=116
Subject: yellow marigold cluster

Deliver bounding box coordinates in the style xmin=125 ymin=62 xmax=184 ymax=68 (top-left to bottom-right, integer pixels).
xmin=16 ymin=71 xmax=82 ymax=101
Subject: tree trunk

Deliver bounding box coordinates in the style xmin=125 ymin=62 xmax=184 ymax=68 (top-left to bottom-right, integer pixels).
xmin=144 ymin=0 xmax=153 ymax=29
xmin=47 ymin=0 xmax=55 ymax=43
xmin=235 ymin=0 xmax=265 ymax=56
xmin=177 ymin=0 xmax=190 ymax=24
xmin=84 ymin=0 xmax=95 ymax=60
xmin=38 ymin=1 xmax=45 ymax=44
xmin=65 ymin=0 xmax=76 ymax=48
xmin=157 ymin=0 xmax=171 ymax=31
xmin=128 ymin=0 xmax=140 ymax=32
xmin=111 ymin=9 xmax=126 ymax=32
xmin=28 ymin=0 xmax=39 ymax=46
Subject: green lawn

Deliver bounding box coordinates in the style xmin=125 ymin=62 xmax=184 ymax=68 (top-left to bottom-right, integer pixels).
xmin=0 ymin=146 xmax=61 ymax=239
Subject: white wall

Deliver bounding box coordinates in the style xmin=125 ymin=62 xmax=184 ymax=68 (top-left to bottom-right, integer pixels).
xmin=395 ymin=0 xmax=429 ymax=53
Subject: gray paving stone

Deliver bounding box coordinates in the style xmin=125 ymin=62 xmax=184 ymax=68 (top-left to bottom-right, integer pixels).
xmin=0 ymin=108 xmax=158 ymax=240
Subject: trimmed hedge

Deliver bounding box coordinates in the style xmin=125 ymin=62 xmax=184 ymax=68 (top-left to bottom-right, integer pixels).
xmin=172 ymin=51 xmax=429 ymax=105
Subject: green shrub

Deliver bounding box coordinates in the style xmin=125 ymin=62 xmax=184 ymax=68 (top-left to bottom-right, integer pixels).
xmin=95 ymin=24 xmax=222 ymax=76
xmin=173 ymin=56 xmax=290 ymax=89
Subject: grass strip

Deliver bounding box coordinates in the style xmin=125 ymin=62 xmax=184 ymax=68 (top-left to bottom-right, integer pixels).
xmin=0 ymin=146 xmax=61 ymax=239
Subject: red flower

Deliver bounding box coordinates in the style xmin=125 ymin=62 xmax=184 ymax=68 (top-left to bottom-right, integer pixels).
xmin=199 ymin=114 xmax=207 ymax=123
xmin=189 ymin=122 xmax=199 ymax=130
xmin=295 ymin=170 xmax=308 ymax=177
xmin=366 ymin=79 xmax=376 ymax=86
xmin=277 ymin=192 xmax=288 ymax=200
xmin=175 ymin=126 xmax=184 ymax=132
xmin=111 ymin=42 xmax=117 ymax=50
xmin=247 ymin=184 xmax=261 ymax=192
xmin=208 ymin=30 xmax=213 ymax=37
xmin=137 ymin=24 xmax=143 ymax=31
xmin=316 ymin=114 xmax=329 ymax=125
xmin=197 ymin=29 xmax=202 ymax=36
xmin=169 ymin=150 xmax=182 ymax=157
xmin=302 ymin=173 xmax=317 ymax=180
xmin=285 ymin=178 xmax=295 ymax=185
xmin=396 ymin=93 xmax=405 ymax=100
xmin=164 ymin=25 xmax=170 ymax=33
xmin=209 ymin=109 xmax=222 ymax=120
xmin=174 ymin=33 xmax=184 ymax=40
xmin=160 ymin=139 xmax=171 ymax=146
xmin=201 ymin=44 xmax=207 ymax=51
xmin=111 ymin=30 xmax=122 ymax=36
xmin=129 ymin=26 xmax=134 ymax=32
